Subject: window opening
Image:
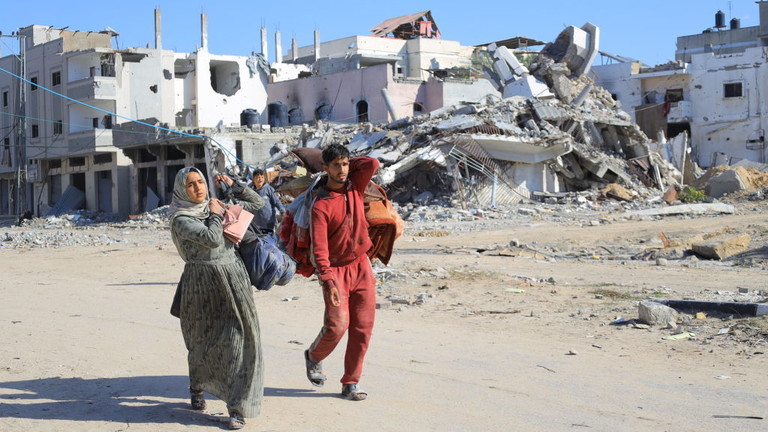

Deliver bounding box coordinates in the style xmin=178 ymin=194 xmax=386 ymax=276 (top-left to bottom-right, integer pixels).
xmin=356 ymin=100 xmax=369 ymax=123
xmin=724 ymin=82 xmax=743 ymax=98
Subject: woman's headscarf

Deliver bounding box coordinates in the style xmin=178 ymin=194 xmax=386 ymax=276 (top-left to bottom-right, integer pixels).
xmin=168 ymin=167 xmax=210 ymax=223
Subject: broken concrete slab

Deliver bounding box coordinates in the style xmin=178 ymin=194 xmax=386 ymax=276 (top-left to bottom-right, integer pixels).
xmin=493 ymin=45 xmax=529 ymax=76
xmin=435 ymin=115 xmax=486 ymax=132
xmin=541 ymin=23 xmax=600 ymax=77
xmin=708 ymin=168 xmax=749 ymax=198
xmin=502 ymin=75 xmax=555 ymax=99
xmin=638 ymin=300 xmax=678 ymax=328
xmin=691 ymin=234 xmax=751 ymax=260
xmin=653 ymin=300 xmax=768 ymax=317
xmin=629 ymin=203 xmax=735 ymax=217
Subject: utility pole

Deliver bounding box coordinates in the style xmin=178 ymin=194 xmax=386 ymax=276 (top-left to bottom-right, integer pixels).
xmin=0 ymin=31 xmax=27 ymax=216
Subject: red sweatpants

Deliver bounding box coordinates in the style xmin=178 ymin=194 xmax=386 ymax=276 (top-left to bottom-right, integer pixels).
xmin=308 ymin=254 xmax=376 ymax=384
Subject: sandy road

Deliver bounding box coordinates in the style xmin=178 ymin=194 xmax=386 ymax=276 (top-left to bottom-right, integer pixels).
xmin=0 ymin=209 xmax=767 ymax=431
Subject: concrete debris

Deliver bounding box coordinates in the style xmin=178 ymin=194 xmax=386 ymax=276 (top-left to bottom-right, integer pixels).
xmin=691 ymin=234 xmax=751 ymax=260
xmin=654 ymin=300 xmax=768 ymax=317
xmin=257 ymin=23 xmax=679 ymax=211
xmin=638 ymin=300 xmax=678 ymax=329
xmin=628 ymin=203 xmax=735 ymax=217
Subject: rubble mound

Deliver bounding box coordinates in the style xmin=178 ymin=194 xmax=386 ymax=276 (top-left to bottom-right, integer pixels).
xmin=692 ymin=165 xmax=768 ymax=199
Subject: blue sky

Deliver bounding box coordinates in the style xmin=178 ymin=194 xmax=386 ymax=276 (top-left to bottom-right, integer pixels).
xmin=0 ymin=1 xmax=758 ymax=66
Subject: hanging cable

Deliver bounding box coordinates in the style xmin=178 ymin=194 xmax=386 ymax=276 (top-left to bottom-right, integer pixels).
xmin=0 ymin=65 xmax=257 ymax=170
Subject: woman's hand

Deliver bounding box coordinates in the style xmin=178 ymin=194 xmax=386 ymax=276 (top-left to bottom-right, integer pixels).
xmin=209 ymin=198 xmax=227 ymax=217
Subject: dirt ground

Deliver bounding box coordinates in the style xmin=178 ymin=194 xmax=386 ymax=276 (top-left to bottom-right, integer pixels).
xmin=1 ymin=199 xmax=767 ymax=432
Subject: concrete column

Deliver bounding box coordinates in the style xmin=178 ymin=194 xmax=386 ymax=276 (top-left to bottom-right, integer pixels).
xmin=85 ymin=169 xmax=97 ymax=212
xmin=154 ymin=9 xmax=162 ymax=50
xmin=314 ymin=30 xmax=320 ymax=61
xmin=261 ymin=27 xmax=268 ymax=59
xmin=381 ymin=88 xmax=398 ymax=122
xmin=275 ymin=30 xmax=282 ymax=63
xmin=760 ymin=1 xmax=768 ymax=41
xmin=200 ymin=13 xmax=208 ymax=51
xmin=292 ymin=38 xmax=298 ymax=61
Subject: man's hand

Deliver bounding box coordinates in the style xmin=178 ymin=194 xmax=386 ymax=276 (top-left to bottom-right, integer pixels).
xmin=323 ymin=280 xmax=341 ymax=307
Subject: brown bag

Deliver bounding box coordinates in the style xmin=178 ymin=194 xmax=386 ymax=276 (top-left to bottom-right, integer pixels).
xmin=364 ymin=182 xmax=404 ymax=265
xmin=222 ymin=204 xmax=254 ymax=244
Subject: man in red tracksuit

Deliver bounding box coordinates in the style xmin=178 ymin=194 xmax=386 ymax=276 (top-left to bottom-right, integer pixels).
xmin=303 ymin=143 xmax=378 ymax=401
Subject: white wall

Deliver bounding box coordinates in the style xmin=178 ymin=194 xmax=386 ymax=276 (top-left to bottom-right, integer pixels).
xmin=688 ymin=49 xmax=767 ymax=165
xmin=194 ymin=51 xmax=270 ymax=128
xmin=592 ymin=62 xmax=642 ymax=121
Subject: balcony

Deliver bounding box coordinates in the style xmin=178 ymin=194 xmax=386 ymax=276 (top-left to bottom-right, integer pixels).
xmin=40 ymin=130 xmax=114 ymax=159
xmin=667 ymin=100 xmax=692 ymax=123
xmin=66 ymin=76 xmax=117 ymax=102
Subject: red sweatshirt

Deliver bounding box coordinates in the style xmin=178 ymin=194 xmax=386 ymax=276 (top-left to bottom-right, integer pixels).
xmin=310 ymin=156 xmax=379 ymax=284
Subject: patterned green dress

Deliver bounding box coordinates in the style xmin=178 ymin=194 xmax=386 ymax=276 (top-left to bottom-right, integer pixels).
xmin=171 ymin=184 xmax=265 ymax=417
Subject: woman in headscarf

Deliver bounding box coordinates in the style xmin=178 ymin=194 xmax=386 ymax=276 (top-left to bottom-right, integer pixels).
xmin=168 ymin=167 xmax=266 ymax=430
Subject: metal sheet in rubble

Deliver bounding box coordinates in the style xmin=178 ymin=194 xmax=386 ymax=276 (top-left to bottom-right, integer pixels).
xmin=45 ymin=185 xmax=85 ymax=217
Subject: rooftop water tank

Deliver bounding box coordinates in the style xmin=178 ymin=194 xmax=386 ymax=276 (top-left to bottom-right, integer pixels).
xmin=240 ymin=109 xmax=259 ymax=128
xmin=715 ymin=10 xmax=726 ymax=28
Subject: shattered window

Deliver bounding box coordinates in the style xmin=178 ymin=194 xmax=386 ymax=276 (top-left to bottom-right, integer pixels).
xmin=665 ymin=88 xmax=683 ymax=102
xmin=101 ymin=54 xmax=116 ymax=77
xmin=724 ymin=82 xmax=743 ymax=98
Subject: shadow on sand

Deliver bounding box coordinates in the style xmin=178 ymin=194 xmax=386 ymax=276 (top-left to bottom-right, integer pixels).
xmin=0 ymin=375 xmax=330 ymax=426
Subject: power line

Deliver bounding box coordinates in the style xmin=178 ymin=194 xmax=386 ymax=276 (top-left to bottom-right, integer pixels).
xmin=0 ymin=65 xmax=257 ymax=169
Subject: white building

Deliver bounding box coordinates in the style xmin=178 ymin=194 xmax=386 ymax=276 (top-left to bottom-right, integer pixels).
xmin=593 ymin=2 xmax=768 ymax=168
xmin=266 ymin=11 xmax=501 ymax=126
xmin=0 ymin=10 xmax=271 ymax=218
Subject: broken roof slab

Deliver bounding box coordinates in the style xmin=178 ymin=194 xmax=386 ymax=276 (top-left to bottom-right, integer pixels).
xmin=449 ymin=134 xmax=572 ymax=164
xmin=502 ymin=75 xmax=554 ymax=99
xmin=370 ymin=10 xmax=439 ymax=39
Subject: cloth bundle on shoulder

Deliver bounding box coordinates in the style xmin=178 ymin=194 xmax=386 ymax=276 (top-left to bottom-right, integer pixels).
xmin=238 ymin=232 xmax=296 ymax=291
xmin=277 ymin=148 xmax=404 ymax=276
xmin=278 ymin=174 xmax=324 ymax=277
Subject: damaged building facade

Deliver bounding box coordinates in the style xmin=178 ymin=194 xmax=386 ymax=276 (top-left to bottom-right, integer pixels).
xmin=2 ymin=9 xmax=681 ymax=217
xmin=594 ymin=1 xmax=768 ymax=168
xmin=261 ymin=20 xmax=668 ymax=208
xmin=0 ymin=10 xmax=271 ymax=217
xmin=266 ymin=11 xmax=499 ymax=125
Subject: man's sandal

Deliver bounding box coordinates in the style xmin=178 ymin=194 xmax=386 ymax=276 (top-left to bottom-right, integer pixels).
xmin=190 ymin=388 xmax=206 ymax=411
xmin=227 ymin=409 xmax=245 ymax=430
xmin=341 ymin=384 xmax=368 ymax=401
xmin=304 ymin=349 xmax=326 ymax=387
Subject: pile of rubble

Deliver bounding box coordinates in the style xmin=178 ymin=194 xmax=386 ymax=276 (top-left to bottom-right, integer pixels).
xmin=1 ymin=208 xmax=170 ymax=249
xmin=2 ymin=229 xmax=125 ymax=249
xmin=256 ymin=22 xmax=676 ymax=210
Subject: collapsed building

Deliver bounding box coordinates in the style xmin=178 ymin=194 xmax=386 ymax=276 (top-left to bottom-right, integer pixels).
xmin=1 ymin=10 xmax=686 ymax=220
xmin=239 ymin=21 xmax=675 ymax=208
